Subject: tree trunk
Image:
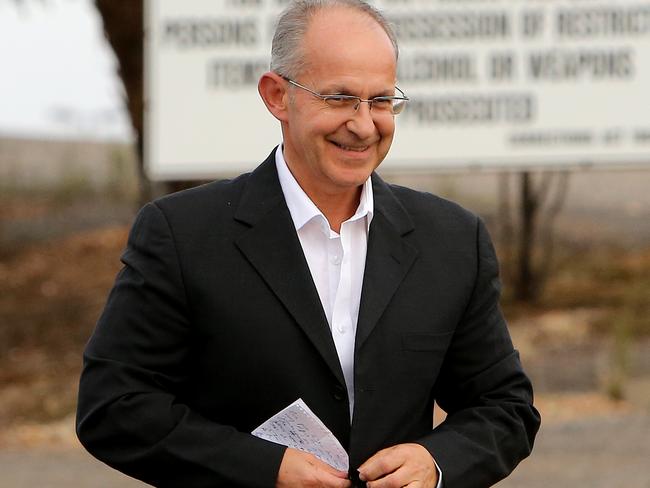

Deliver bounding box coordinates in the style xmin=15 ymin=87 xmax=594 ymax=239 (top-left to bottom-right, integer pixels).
xmin=516 ymin=172 xmax=537 ymax=302
xmin=94 ymin=0 xmax=150 ymax=204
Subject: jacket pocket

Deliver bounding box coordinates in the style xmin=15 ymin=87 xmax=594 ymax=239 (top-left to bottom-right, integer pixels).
xmin=401 ymin=331 xmax=454 ymax=351
xmin=399 ymin=331 xmax=454 ymax=380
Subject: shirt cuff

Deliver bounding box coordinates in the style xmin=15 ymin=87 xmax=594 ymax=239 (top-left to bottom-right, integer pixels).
xmin=434 ymin=457 xmax=443 ymax=488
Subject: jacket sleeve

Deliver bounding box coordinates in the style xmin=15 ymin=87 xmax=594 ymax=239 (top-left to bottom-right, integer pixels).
xmin=76 ymin=202 xmax=286 ymax=487
xmin=416 ymin=218 xmax=541 ymax=488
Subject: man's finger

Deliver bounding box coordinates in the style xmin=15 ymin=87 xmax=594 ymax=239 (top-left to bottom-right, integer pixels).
xmin=309 ymin=454 xmax=350 ymax=479
xmin=364 ymin=469 xmax=410 ymax=488
xmin=358 ymin=446 xmax=404 ymax=481
xmin=313 ymin=467 xmax=353 ymax=488
xmin=310 ymin=457 xmax=352 ymax=488
xmin=358 ymin=443 xmax=438 ymax=487
xmin=323 ymin=474 xmax=353 ymax=488
xmin=277 ymin=448 xmax=352 ymax=488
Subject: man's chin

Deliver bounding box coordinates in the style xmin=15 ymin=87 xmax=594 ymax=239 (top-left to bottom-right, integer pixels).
xmin=328 ymin=169 xmax=374 ymax=191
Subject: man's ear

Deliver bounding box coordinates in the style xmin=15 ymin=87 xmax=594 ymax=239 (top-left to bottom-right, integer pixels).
xmin=258 ymin=72 xmax=289 ymax=122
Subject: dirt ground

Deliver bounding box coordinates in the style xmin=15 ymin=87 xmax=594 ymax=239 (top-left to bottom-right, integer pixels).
xmin=1 ymin=182 xmax=649 ymax=487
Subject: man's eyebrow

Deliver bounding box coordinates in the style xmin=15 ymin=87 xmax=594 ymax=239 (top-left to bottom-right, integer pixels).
xmin=320 ymin=84 xmax=396 ymax=97
xmin=373 ymin=89 xmax=398 ymax=97
xmin=318 ymin=84 xmax=353 ymax=95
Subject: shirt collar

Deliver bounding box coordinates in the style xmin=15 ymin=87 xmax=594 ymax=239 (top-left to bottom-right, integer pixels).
xmin=275 ymin=144 xmax=374 ymax=233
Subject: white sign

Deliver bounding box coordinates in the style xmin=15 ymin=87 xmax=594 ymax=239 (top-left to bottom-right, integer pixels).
xmin=145 ymin=0 xmax=650 ymax=180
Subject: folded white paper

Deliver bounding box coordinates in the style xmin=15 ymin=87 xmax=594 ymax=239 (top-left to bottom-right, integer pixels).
xmin=252 ymin=398 xmax=349 ymax=472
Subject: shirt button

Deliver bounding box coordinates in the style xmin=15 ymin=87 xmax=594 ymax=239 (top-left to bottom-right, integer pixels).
xmin=331 ymin=254 xmax=342 ymax=265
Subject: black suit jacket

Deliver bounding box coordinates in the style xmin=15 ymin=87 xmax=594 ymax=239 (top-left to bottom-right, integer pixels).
xmin=77 ymin=149 xmax=540 ymax=487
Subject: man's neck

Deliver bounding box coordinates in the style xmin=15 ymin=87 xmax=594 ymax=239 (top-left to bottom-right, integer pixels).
xmin=282 ymin=153 xmax=364 ymax=233
xmin=312 ymin=186 xmax=363 ymax=234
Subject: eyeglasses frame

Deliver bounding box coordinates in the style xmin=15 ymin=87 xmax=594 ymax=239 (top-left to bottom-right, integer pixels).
xmin=280 ymin=75 xmax=409 ymax=115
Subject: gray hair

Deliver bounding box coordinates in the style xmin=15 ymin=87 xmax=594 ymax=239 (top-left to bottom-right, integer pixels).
xmin=270 ymin=0 xmax=399 ymax=79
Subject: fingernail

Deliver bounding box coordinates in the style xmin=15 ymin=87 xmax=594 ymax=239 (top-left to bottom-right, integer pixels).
xmin=357 ymin=469 xmax=366 ymax=481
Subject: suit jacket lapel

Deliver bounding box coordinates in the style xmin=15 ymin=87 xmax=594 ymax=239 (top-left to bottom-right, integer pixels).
xmin=356 ymin=174 xmax=418 ymax=350
xmin=233 ymin=150 xmax=346 ymax=385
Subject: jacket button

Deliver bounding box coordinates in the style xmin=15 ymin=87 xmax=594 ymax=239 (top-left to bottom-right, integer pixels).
xmin=333 ymin=384 xmax=346 ymax=401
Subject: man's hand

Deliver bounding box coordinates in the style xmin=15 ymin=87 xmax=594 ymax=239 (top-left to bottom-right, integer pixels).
xmin=276 ymin=447 xmax=352 ymax=487
xmin=358 ymin=443 xmax=439 ymax=487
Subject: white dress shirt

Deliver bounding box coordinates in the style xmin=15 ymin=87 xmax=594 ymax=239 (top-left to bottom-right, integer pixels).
xmin=276 ymin=146 xmax=372 ymax=421
xmin=276 ymin=146 xmax=443 ymax=487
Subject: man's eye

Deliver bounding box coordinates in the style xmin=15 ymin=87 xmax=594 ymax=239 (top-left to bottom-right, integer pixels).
xmin=324 ymin=96 xmax=356 ymax=106
xmin=372 ymin=98 xmax=393 ymax=110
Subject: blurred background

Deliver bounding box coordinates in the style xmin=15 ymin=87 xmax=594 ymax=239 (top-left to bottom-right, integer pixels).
xmin=1 ymin=0 xmax=649 ymax=486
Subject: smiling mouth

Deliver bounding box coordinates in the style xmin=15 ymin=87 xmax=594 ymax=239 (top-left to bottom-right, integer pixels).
xmin=331 ymin=141 xmax=370 ymax=152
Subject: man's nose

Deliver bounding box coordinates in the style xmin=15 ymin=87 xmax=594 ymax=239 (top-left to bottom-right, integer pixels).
xmin=346 ymin=102 xmax=377 ymax=140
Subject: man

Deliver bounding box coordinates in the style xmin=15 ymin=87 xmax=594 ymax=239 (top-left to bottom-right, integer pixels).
xmin=77 ymin=1 xmax=540 ymax=487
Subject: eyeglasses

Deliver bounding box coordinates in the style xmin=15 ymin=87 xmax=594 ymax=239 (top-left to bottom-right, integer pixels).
xmin=281 ymin=76 xmax=409 ymax=115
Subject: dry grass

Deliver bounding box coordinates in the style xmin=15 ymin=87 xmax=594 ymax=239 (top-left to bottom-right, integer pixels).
xmin=1 ymin=194 xmax=648 ymax=428
xmin=0 ymin=226 xmax=128 ymax=426
xmin=501 ymin=245 xmax=650 ymax=338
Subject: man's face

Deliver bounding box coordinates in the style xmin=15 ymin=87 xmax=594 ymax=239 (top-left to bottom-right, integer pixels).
xmin=281 ymin=7 xmax=397 ymax=198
